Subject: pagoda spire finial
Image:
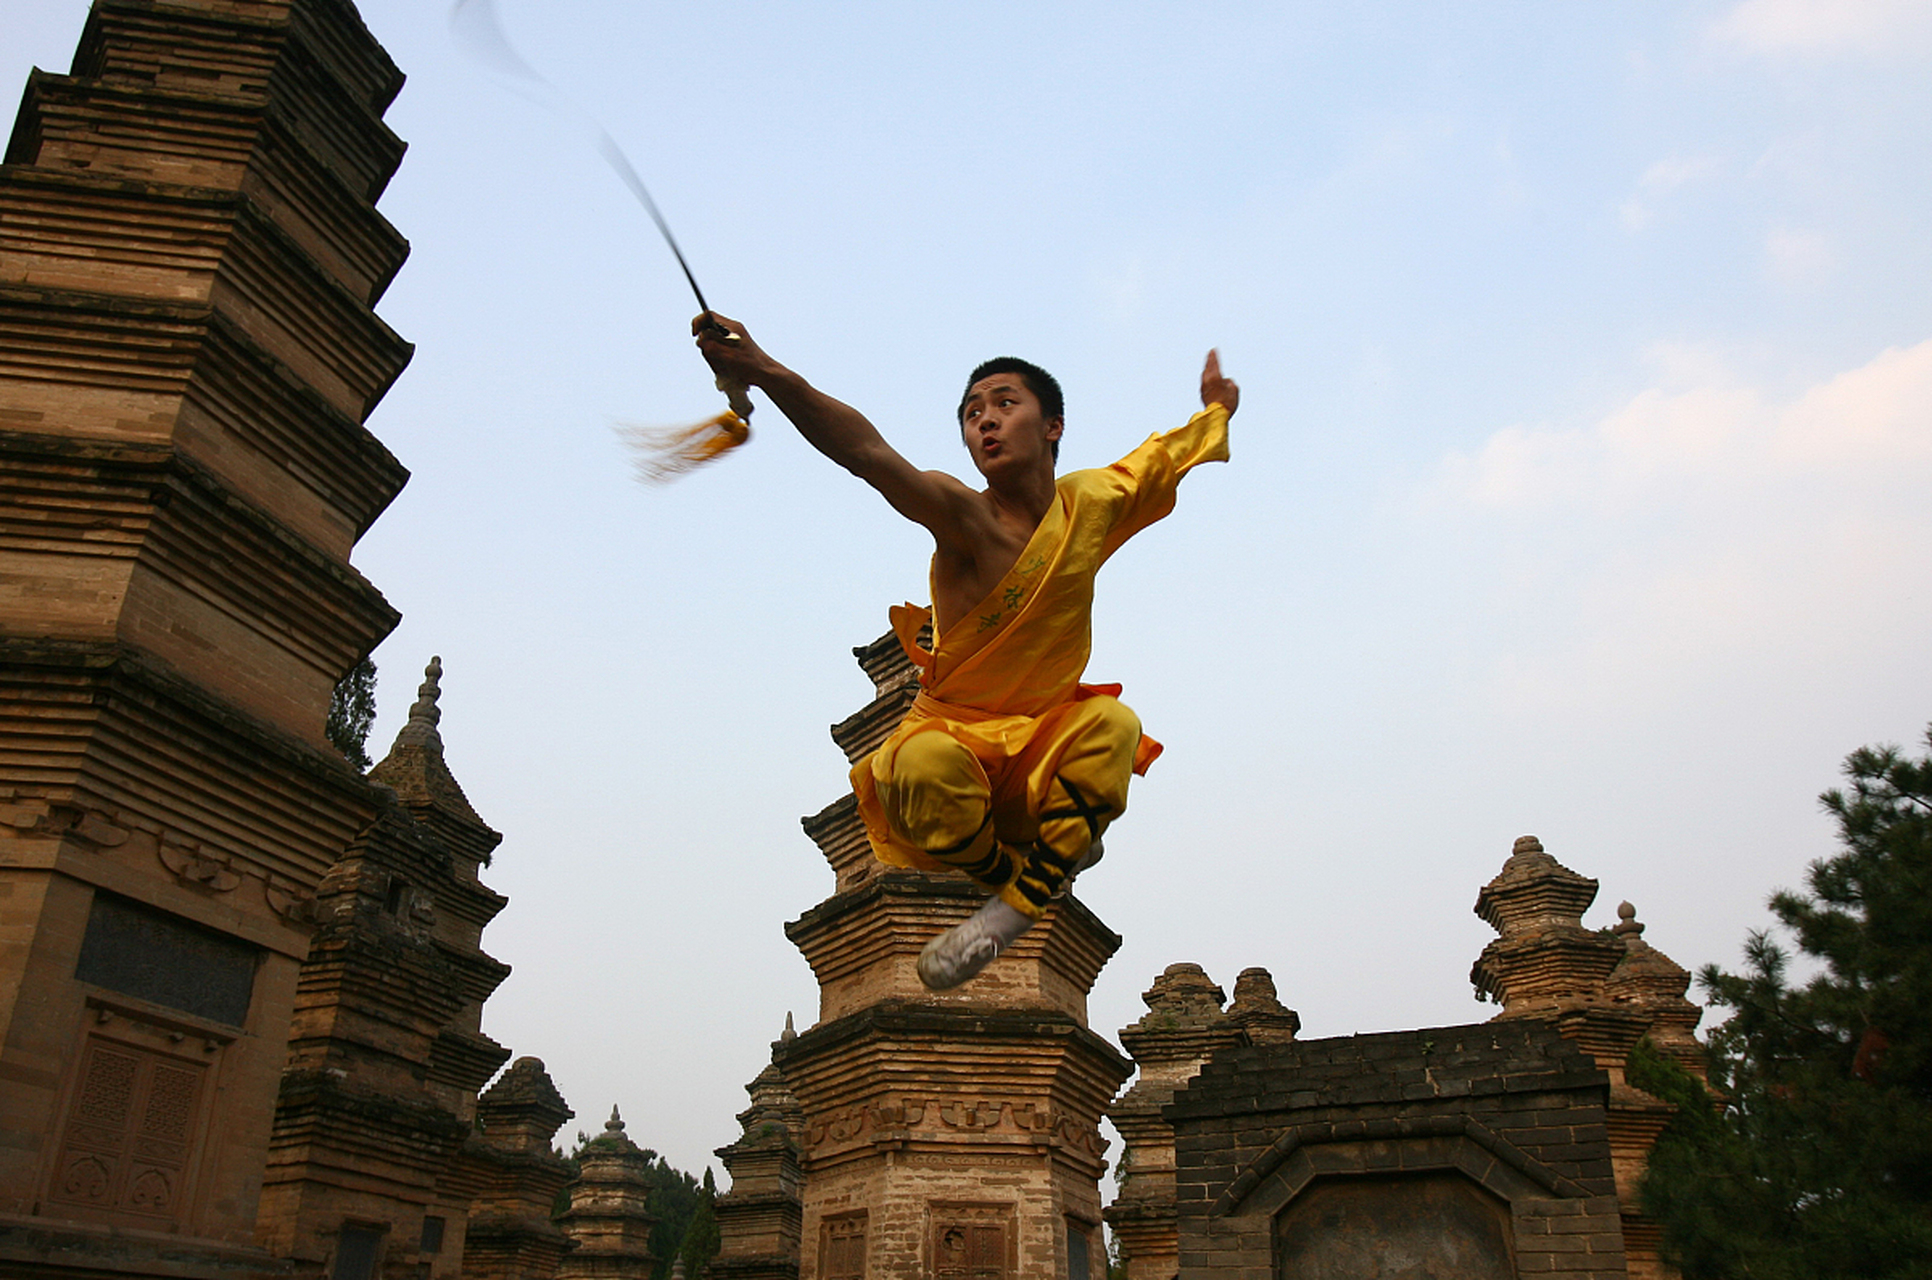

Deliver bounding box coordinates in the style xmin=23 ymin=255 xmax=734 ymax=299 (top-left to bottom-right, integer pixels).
xmin=394 ymin=656 xmax=443 ymax=751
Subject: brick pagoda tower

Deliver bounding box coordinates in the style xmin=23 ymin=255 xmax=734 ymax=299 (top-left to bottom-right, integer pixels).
xmin=1103 ymin=963 xmax=1299 ymax=1280
xmin=737 ymin=632 xmax=1132 ymax=1278
xmin=1472 ymin=836 xmax=1707 ymax=1280
xmin=255 ymin=659 xmax=517 ymax=1278
xmin=709 ymin=1017 xmax=805 ymax=1280
xmin=0 ymin=1 xmax=411 ymax=1275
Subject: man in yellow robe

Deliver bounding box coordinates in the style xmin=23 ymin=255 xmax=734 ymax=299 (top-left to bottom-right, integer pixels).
xmin=696 ymin=315 xmax=1237 ymax=988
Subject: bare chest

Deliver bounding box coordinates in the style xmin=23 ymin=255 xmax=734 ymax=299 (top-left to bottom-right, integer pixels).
xmin=931 ymin=521 xmax=1041 ymax=636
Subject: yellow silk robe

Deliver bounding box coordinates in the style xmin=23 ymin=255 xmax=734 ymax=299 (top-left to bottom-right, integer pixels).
xmin=851 ymin=404 xmax=1231 ymax=872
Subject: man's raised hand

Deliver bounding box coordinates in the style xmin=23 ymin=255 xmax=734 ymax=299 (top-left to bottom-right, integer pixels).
xmin=1201 ymin=349 xmax=1239 ymax=416
xmin=692 ymin=312 xmax=774 ymax=389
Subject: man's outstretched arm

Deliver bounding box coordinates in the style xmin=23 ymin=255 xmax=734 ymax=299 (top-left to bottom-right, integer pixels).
xmin=693 ymin=313 xmax=976 ymax=534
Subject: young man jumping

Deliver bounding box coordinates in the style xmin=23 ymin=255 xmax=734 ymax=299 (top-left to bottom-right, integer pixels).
xmin=695 ymin=315 xmax=1238 ymax=989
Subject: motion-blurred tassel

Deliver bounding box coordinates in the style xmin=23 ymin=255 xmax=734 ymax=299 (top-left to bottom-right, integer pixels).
xmin=620 ymin=377 xmax=753 ymax=483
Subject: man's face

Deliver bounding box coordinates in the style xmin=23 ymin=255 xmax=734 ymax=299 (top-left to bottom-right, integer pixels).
xmin=959 ymin=373 xmax=1063 ymax=478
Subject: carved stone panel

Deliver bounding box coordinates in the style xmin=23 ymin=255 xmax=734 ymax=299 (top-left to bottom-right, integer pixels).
xmin=47 ymin=1035 xmax=207 ymax=1224
xmin=1273 ymin=1173 xmax=1515 ymax=1280
xmin=929 ymin=1204 xmax=1013 ymax=1280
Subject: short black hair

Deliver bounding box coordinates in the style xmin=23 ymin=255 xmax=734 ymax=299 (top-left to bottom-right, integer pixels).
xmin=958 ymin=357 xmax=1064 ymax=461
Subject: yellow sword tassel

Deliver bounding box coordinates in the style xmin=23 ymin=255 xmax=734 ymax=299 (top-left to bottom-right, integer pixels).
xmin=619 ymin=374 xmax=753 ymax=483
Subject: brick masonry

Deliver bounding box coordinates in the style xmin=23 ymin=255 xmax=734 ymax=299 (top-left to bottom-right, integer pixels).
xmin=1168 ymin=1020 xmax=1627 ymax=1280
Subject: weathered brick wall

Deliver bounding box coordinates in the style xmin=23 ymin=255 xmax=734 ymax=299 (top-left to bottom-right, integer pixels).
xmin=1169 ymin=1021 xmax=1627 ymax=1280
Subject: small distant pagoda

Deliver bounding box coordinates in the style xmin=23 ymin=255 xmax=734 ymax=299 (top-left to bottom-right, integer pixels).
xmin=1472 ymin=836 xmax=1707 ymax=1280
xmin=256 ymin=659 xmax=519 ymax=1279
xmin=1104 ymin=963 xmax=1299 ymax=1280
xmin=558 ymin=1107 xmax=660 ymax=1280
xmin=710 ymin=1017 xmax=805 ymax=1279
xmin=715 ymin=632 xmax=1133 ymax=1278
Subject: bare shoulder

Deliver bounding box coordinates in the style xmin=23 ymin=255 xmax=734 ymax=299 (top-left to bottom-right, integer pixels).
xmin=913 ymin=468 xmax=1001 ymax=544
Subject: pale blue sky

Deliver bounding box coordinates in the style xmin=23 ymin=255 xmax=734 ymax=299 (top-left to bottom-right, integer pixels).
xmin=9 ymin=0 xmax=1932 ymax=1183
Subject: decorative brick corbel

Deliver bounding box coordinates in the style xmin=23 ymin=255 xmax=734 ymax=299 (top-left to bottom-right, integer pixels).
xmin=158 ymin=838 xmax=241 ymax=892
xmin=265 ymin=882 xmax=318 ymax=925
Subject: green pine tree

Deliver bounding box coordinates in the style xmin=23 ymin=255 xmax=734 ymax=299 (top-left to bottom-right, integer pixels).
xmin=326 ymin=656 xmax=378 ymax=770
xmin=677 ymin=1169 xmax=720 ymax=1277
xmin=1632 ymin=727 xmax=1932 ymax=1280
xmin=638 ymin=1155 xmax=702 ymax=1280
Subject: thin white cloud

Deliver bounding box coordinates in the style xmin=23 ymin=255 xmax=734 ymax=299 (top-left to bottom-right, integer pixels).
xmin=1713 ymin=0 xmax=1932 ymax=57
xmin=1430 ymin=338 xmax=1932 ymax=716
xmin=1443 ymin=338 xmax=1932 ymax=508
xmin=1092 ymin=252 xmax=1148 ymax=323
xmin=1620 ymin=156 xmax=1719 ymax=232
xmin=1763 ymin=226 xmax=1836 ymax=283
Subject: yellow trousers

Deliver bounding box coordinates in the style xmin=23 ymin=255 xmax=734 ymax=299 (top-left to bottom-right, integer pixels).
xmin=868 ymin=693 xmax=1141 ymax=919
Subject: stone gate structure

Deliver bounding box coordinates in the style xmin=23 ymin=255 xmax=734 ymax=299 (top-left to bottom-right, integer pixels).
xmin=1106 ymin=836 xmax=1706 ymax=1280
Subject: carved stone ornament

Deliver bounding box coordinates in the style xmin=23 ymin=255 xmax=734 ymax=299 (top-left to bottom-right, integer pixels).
xmin=264 ymin=882 xmax=318 ymax=925
xmin=158 ymin=838 xmax=241 ymax=892
xmin=0 ymin=797 xmax=133 ymax=848
xmin=61 ymin=807 xmax=132 ymax=848
xmin=0 ymin=796 xmax=43 ymax=832
xmin=803 ymin=1096 xmax=1106 ymax=1157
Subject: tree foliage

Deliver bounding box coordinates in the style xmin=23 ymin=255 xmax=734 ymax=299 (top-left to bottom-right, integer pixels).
xmin=677 ymin=1169 xmax=720 ymax=1276
xmin=326 ymin=656 xmax=378 ymax=770
xmin=1634 ymin=728 xmax=1932 ymax=1280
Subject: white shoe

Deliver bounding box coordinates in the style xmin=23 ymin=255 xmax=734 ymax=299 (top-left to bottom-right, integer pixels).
xmin=918 ymin=896 xmax=1036 ymax=990
xmin=1053 ymin=837 xmax=1105 ymax=900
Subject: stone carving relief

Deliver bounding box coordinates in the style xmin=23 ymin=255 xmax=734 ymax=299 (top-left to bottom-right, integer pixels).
xmin=0 ymin=794 xmax=260 ymax=896
xmin=49 ymin=1036 xmax=206 ymax=1224
xmin=154 ymin=835 xmax=241 ymax=893
xmin=264 ymin=881 xmax=318 ymax=925
xmin=804 ymin=1096 xmax=1107 ymax=1159
xmin=0 ymin=795 xmax=131 ymax=847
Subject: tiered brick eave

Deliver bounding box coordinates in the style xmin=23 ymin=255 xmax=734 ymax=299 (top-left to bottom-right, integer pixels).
xmin=0 ymin=637 xmax=378 ymax=933
xmin=13 ymin=67 xmax=407 ymax=299
xmin=0 ymin=429 xmax=401 ymax=744
xmin=1 ymin=168 xmax=414 ymax=420
xmin=0 ymin=286 xmax=409 ymax=554
xmin=64 ymin=0 xmax=407 ymax=193
xmin=785 ymin=874 xmax=1118 ymax=1025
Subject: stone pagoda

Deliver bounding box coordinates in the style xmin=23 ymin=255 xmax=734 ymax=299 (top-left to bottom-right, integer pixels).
xmin=463 ymin=1056 xmax=578 ymax=1280
xmin=558 ymin=1107 xmax=660 ymax=1280
xmin=1472 ymin=835 xmax=1707 ymax=1280
xmin=710 ymin=1017 xmax=806 ymax=1280
xmin=1103 ymin=963 xmax=1298 ymax=1280
xmin=255 ymin=659 xmax=517 ymax=1278
xmin=719 ymin=631 xmax=1133 ymax=1277
xmin=0 ymin=1 xmax=412 ymax=1276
